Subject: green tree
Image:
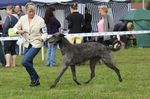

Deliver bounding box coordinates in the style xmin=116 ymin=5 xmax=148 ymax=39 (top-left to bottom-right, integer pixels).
xmin=132 ymin=0 xmax=150 ymax=3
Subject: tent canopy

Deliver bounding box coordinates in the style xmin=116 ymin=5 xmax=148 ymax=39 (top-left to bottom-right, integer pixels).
xmin=31 ymin=0 xmax=131 ymax=3
xmin=31 ymin=0 xmax=72 ymax=3
xmin=31 ymin=0 xmax=91 ymax=3
xmin=121 ymin=9 xmax=150 ymax=48
xmin=0 ymin=0 xmax=29 ymax=7
xmin=121 ymin=9 xmax=150 ymax=21
xmin=0 ymin=0 xmax=131 ymax=7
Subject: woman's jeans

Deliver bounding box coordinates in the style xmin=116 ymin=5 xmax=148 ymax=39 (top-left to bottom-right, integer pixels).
xmin=22 ymin=44 xmax=41 ymax=80
xmin=46 ymin=43 xmax=57 ymax=66
xmin=0 ymin=42 xmax=6 ymax=66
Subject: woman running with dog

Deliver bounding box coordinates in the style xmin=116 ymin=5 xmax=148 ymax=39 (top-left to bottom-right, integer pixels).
xmin=13 ymin=2 xmax=48 ymax=87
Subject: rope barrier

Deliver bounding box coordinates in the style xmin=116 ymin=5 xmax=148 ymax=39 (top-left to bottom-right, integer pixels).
xmin=0 ymin=30 xmax=150 ymax=61
xmin=0 ymin=30 xmax=150 ymax=41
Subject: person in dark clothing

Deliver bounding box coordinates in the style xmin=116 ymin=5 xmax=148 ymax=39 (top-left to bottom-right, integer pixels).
xmin=66 ymin=3 xmax=84 ymax=44
xmin=82 ymin=7 xmax=92 ymax=42
xmin=0 ymin=15 xmax=6 ymax=66
xmin=44 ymin=6 xmax=61 ymax=67
xmin=113 ymin=21 xmax=128 ymax=31
xmin=3 ymin=5 xmax=18 ymax=67
xmin=0 ymin=15 xmax=2 ymax=33
xmin=113 ymin=21 xmax=134 ymax=48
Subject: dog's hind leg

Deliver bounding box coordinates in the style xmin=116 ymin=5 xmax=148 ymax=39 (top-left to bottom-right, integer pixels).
xmin=104 ymin=62 xmax=122 ymax=82
xmin=84 ymin=58 xmax=99 ymax=84
xmin=50 ymin=66 xmax=69 ymax=88
xmin=101 ymin=54 xmax=123 ymax=82
xmin=70 ymin=65 xmax=81 ymax=85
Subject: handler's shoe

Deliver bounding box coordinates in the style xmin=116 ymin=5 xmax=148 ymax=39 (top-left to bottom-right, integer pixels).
xmin=30 ymin=78 xmax=40 ymax=87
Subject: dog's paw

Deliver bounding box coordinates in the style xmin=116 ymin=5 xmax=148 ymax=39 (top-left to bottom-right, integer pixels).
xmin=84 ymin=81 xmax=90 ymax=84
xmin=119 ymin=78 xmax=123 ymax=82
xmin=50 ymin=84 xmax=56 ymax=89
xmin=77 ymin=82 xmax=81 ymax=85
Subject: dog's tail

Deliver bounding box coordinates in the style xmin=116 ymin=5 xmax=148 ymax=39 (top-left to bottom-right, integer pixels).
xmin=108 ymin=40 xmax=122 ymax=51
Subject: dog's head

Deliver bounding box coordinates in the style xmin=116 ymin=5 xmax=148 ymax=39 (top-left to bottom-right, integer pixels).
xmin=48 ymin=33 xmax=65 ymax=44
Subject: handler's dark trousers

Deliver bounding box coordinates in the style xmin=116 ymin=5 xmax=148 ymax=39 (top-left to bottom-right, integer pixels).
xmin=0 ymin=42 xmax=6 ymax=66
xmin=22 ymin=44 xmax=41 ymax=81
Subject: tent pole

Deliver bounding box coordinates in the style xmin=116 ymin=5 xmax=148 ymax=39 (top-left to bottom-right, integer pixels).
xmin=78 ymin=3 xmax=85 ymax=14
xmin=142 ymin=0 xmax=145 ymax=9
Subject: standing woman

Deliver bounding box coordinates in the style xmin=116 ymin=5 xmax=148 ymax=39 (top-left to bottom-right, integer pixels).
xmin=44 ymin=6 xmax=61 ymax=67
xmin=97 ymin=5 xmax=114 ymax=46
xmin=66 ymin=3 xmax=84 ymax=44
xmin=13 ymin=2 xmax=48 ymax=87
xmin=82 ymin=7 xmax=92 ymax=42
xmin=3 ymin=5 xmax=18 ymax=67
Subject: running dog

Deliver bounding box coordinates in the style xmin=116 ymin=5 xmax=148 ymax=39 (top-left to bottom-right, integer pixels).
xmin=48 ymin=33 xmax=122 ymax=88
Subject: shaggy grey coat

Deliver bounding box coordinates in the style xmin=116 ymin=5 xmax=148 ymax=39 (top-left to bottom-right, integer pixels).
xmin=48 ymin=33 xmax=122 ymax=88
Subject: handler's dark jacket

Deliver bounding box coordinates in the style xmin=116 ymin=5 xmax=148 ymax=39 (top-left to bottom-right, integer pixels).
xmin=66 ymin=12 xmax=83 ymax=33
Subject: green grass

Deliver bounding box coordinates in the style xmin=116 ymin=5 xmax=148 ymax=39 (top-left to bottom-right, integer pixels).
xmin=0 ymin=48 xmax=150 ymax=99
xmin=132 ymin=0 xmax=150 ymax=3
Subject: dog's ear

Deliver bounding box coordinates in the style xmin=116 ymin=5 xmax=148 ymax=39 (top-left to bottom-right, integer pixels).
xmin=59 ymin=33 xmax=65 ymax=37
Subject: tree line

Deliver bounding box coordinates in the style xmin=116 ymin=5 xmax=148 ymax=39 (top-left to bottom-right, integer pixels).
xmin=132 ymin=0 xmax=149 ymax=3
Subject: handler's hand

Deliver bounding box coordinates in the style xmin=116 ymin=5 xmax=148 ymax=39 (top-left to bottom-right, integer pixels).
xmin=36 ymin=37 xmax=43 ymax=42
xmin=16 ymin=30 xmax=26 ymax=35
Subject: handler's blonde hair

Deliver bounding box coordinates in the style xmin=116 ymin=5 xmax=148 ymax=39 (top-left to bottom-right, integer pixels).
xmin=98 ymin=5 xmax=108 ymax=13
xmin=25 ymin=2 xmax=36 ymax=13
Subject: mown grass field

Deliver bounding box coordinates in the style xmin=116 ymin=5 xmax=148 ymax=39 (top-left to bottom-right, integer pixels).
xmin=0 ymin=48 xmax=150 ymax=99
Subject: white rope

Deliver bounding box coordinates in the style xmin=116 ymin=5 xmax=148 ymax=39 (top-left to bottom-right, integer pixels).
xmin=0 ymin=30 xmax=149 ymax=61
xmin=0 ymin=30 xmax=150 ymax=41
xmin=46 ymin=30 xmax=150 ymax=40
xmin=62 ymin=30 xmax=150 ymax=37
xmin=0 ymin=37 xmax=20 ymax=41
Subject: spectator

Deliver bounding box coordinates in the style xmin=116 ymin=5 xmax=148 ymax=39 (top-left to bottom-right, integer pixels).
xmin=82 ymin=7 xmax=92 ymax=42
xmin=0 ymin=15 xmax=6 ymax=66
xmin=44 ymin=6 xmax=61 ymax=67
xmin=97 ymin=5 xmax=114 ymax=46
xmin=113 ymin=21 xmax=135 ymax=48
xmin=3 ymin=5 xmax=18 ymax=67
xmin=15 ymin=5 xmax=25 ymax=55
xmin=15 ymin=5 xmax=25 ymax=18
xmin=66 ymin=3 xmax=84 ymax=44
xmin=13 ymin=2 xmax=48 ymax=87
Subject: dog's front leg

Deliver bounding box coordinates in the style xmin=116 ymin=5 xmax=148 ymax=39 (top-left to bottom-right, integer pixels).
xmin=70 ymin=65 xmax=81 ymax=85
xmin=84 ymin=58 xmax=98 ymax=84
xmin=50 ymin=65 xmax=69 ymax=88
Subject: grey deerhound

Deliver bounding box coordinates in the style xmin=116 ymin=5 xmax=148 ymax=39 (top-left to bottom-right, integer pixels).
xmin=48 ymin=33 xmax=122 ymax=88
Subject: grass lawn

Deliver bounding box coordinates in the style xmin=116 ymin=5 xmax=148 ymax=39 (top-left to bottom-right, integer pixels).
xmin=0 ymin=48 xmax=150 ymax=99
